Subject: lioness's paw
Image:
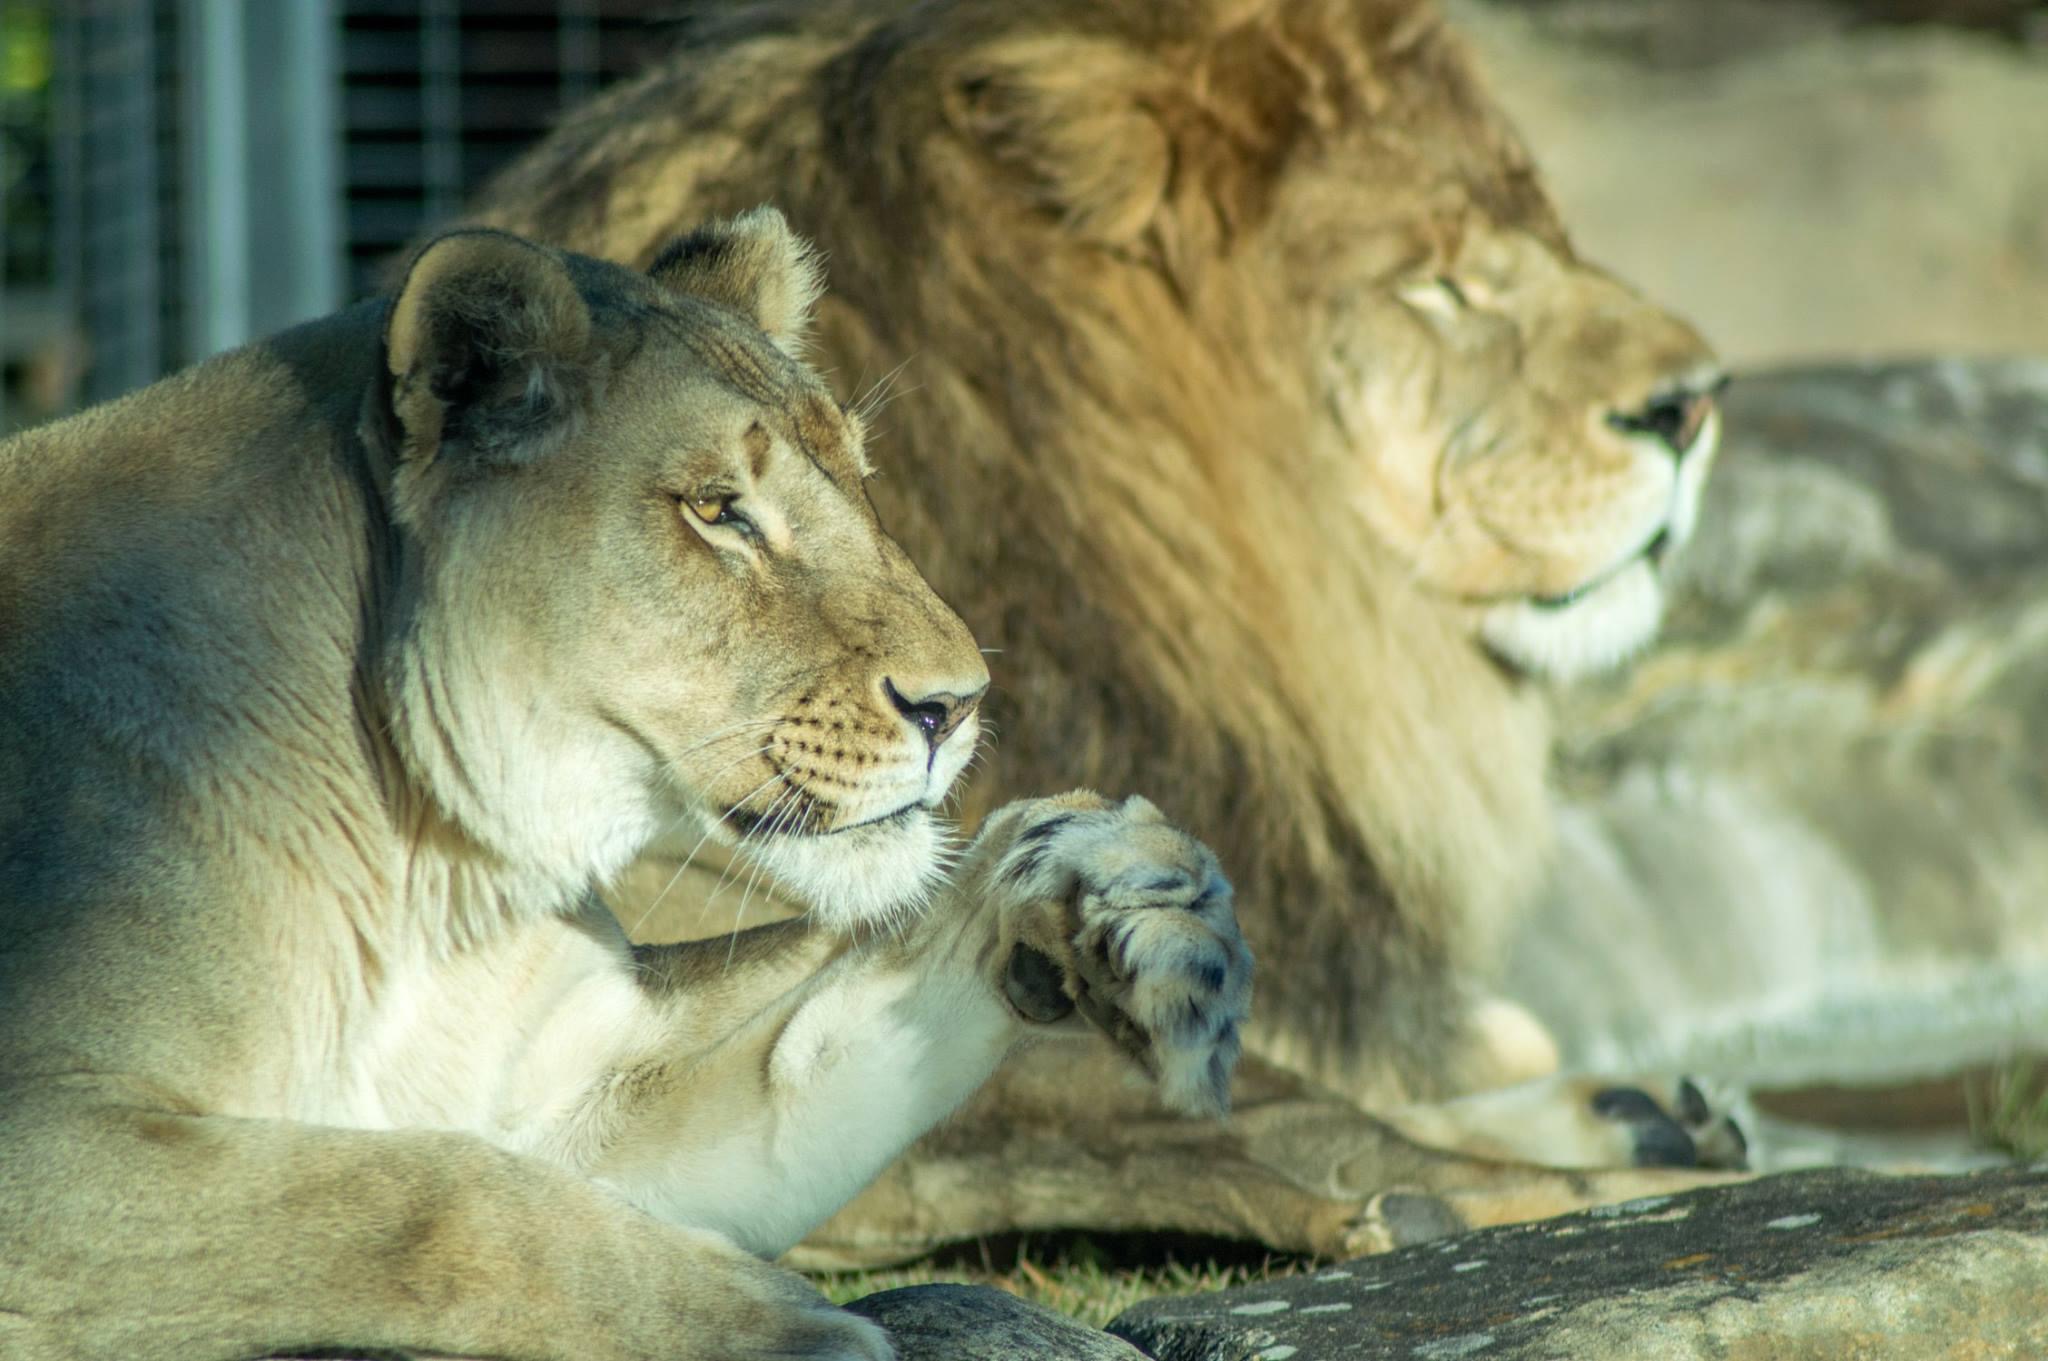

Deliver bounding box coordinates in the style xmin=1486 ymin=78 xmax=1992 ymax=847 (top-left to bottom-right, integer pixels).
xmin=767 ymin=1302 xmax=895 ymax=1361
xmin=988 ymin=794 xmax=1252 ymax=1117
xmin=691 ymin=1235 xmax=896 ymax=1361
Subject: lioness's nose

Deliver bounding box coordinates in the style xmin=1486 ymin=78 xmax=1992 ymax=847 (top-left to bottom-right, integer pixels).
xmin=883 ymin=677 xmax=984 ymax=750
xmin=1607 ymin=375 xmax=1727 ymax=457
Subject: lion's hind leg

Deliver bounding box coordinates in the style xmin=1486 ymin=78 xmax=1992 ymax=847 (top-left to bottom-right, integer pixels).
xmin=1382 ymin=1072 xmax=1751 ymax=1172
xmin=790 ymin=1049 xmax=1748 ymax=1268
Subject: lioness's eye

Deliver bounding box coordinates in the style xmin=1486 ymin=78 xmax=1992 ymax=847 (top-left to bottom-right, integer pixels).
xmin=686 ymin=494 xmax=738 ymax=526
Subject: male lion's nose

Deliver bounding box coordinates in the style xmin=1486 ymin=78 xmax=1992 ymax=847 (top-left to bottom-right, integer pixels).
xmin=1607 ymin=376 xmax=1727 ymax=457
xmin=883 ymin=677 xmax=984 ymax=750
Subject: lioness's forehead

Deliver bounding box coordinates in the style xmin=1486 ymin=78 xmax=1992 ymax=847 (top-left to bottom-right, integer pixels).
xmin=673 ymin=323 xmax=865 ymax=487
xmin=586 ymin=274 xmax=867 ymax=490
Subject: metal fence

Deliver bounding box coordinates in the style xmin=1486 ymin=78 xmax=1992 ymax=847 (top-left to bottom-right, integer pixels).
xmin=0 ymin=0 xmax=666 ymax=436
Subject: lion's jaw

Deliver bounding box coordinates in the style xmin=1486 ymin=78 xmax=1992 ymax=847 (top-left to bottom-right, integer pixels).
xmin=672 ymin=692 xmax=983 ymax=927
xmin=1476 ymin=405 xmax=1720 ymax=679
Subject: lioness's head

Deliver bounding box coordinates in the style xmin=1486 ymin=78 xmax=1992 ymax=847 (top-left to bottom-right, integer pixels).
xmin=369 ymin=211 xmax=987 ymax=920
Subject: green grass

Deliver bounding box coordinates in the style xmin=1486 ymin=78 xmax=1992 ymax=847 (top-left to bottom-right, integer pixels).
xmin=812 ymin=1234 xmax=1311 ymax=1330
xmin=1968 ymin=1057 xmax=2048 ymax=1160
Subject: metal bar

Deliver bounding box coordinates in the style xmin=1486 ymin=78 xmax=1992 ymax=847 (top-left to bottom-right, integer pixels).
xmin=1 ymin=19 xmax=10 ymax=385
xmin=179 ymin=0 xmax=251 ymax=361
xmin=420 ymin=0 xmax=461 ymax=229
xmin=278 ymin=0 xmax=342 ymax=319
xmin=246 ymin=0 xmax=342 ymax=333
xmin=78 ymin=0 xmax=161 ymax=402
xmin=558 ymin=0 xmax=599 ymax=107
xmin=51 ymin=1 xmax=83 ymax=416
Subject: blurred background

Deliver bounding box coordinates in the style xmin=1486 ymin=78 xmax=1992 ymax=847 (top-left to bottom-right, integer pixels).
xmin=0 ymin=0 xmax=2043 ymax=434
xmin=0 ymin=0 xmax=674 ymax=434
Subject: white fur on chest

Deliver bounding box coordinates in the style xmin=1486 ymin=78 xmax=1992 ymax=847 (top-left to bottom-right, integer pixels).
xmin=313 ymin=920 xmax=655 ymax=1161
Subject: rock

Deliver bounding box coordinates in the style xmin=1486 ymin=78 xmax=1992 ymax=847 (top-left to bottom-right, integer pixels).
xmin=845 ymin=1283 xmax=1148 ymax=1361
xmin=1511 ymin=359 xmax=2048 ymax=1136
xmin=1109 ymin=1167 xmax=2048 ymax=1360
xmin=1451 ymin=1 xmax=2048 ymax=365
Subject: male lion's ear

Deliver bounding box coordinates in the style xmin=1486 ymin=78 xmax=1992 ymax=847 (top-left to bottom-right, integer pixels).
xmin=947 ymin=37 xmax=1173 ymax=247
xmin=382 ymin=229 xmax=591 ymax=466
xmin=647 ymin=206 xmax=824 ymax=355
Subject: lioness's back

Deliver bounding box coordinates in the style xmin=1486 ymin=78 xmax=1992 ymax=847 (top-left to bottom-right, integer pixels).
xmin=0 ymin=310 xmax=399 ymax=1090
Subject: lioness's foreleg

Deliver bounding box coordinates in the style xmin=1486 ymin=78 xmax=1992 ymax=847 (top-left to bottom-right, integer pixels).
xmin=0 ymin=1088 xmax=887 ymax=1361
xmin=576 ymin=793 xmax=1253 ymax=1259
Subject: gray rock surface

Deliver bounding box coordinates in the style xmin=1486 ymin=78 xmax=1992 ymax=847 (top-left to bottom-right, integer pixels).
xmin=1109 ymin=1167 xmax=2048 ymax=1360
xmin=845 ymin=1283 xmax=1148 ymax=1361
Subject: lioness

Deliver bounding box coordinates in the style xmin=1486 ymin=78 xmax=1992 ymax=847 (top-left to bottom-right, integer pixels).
xmin=0 ymin=212 xmax=1251 ymax=1358
xmin=467 ymin=0 xmax=1748 ymax=1258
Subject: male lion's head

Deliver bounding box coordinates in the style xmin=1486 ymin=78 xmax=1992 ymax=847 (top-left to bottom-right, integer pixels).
xmin=907 ymin=0 xmax=1724 ymax=680
xmin=1244 ymin=17 xmax=1725 ymax=680
xmin=369 ymin=211 xmax=987 ymax=920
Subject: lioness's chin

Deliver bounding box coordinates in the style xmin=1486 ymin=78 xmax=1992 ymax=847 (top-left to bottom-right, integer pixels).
xmin=1480 ymin=561 xmax=1665 ymax=682
xmin=738 ymin=808 xmax=952 ymax=927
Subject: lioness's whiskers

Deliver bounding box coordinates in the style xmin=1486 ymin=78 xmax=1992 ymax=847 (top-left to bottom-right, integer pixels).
xmin=729 ymin=789 xmax=806 ymax=949
xmin=849 ymin=354 xmax=920 ymax=423
xmin=709 ymin=778 xmax=796 ymax=910
xmin=720 ymin=780 xmax=805 ymax=971
xmin=672 ymin=719 xmax=781 ymax=763
xmin=628 ymin=746 xmax=777 ymax=938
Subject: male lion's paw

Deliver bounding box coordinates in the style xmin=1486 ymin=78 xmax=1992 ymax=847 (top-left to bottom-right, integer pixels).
xmin=990 ymin=794 xmax=1252 ymax=1117
xmin=1588 ymin=1075 xmax=1751 ymax=1170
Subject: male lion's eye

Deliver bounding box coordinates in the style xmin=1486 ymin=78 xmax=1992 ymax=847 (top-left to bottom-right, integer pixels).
xmin=1397 ymin=276 xmax=1476 ymax=318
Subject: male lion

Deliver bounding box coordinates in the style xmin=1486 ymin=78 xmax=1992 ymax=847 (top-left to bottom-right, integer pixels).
xmin=0 ymin=212 xmax=1252 ymax=1358
xmin=465 ymin=0 xmax=1747 ymax=1259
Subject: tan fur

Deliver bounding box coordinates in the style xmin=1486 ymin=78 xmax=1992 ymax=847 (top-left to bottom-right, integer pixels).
xmin=461 ymin=0 xmax=1743 ymax=1257
xmin=473 ymin=0 xmax=1723 ymax=1105
xmin=0 ymin=216 xmax=1251 ymax=1357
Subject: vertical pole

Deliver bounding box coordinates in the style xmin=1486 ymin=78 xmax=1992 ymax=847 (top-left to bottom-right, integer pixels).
xmin=245 ymin=0 xmax=342 ymax=334
xmin=77 ymin=0 xmax=160 ymax=402
xmin=179 ymin=0 xmax=250 ymax=362
xmin=278 ymin=0 xmax=342 ymax=319
xmin=559 ymin=0 xmax=598 ymax=108
xmin=51 ymin=1 xmax=82 ymax=413
xmin=420 ymin=0 xmax=460 ymax=231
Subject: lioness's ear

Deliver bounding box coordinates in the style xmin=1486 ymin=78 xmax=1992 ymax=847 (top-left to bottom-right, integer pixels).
xmin=648 ymin=206 xmax=824 ymax=355
xmin=383 ymin=229 xmax=591 ymax=466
